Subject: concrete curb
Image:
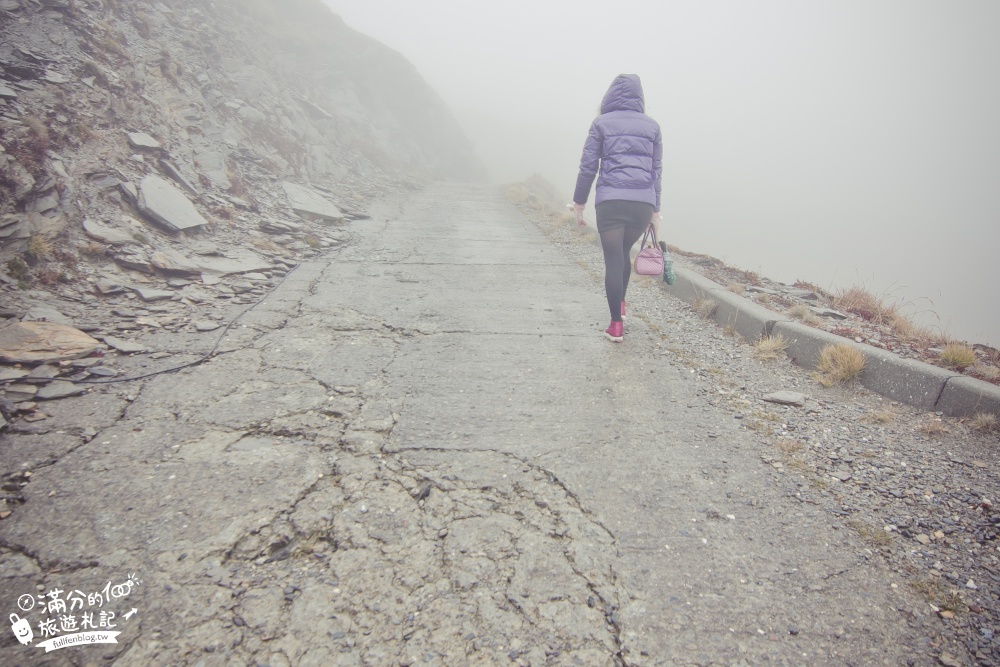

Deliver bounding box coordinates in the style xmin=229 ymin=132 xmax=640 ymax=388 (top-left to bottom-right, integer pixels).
xmin=660 ymin=266 xmax=1000 ymax=418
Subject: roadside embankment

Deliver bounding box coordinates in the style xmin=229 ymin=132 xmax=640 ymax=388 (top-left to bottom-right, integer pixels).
xmin=662 ymin=265 xmax=1000 ymax=419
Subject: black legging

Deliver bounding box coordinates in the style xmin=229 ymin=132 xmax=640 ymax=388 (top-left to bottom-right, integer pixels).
xmin=596 ymin=200 xmax=653 ymax=322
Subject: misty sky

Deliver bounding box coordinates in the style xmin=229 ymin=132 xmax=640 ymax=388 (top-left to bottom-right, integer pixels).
xmin=325 ymin=0 xmax=1000 ymax=344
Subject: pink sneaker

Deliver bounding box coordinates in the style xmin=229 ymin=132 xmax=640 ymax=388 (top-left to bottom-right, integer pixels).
xmin=604 ymin=321 xmax=623 ymax=342
xmin=620 ymin=301 xmax=627 ymax=320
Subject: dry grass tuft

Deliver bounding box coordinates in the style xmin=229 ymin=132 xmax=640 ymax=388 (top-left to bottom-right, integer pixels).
xmin=833 ymin=285 xmax=898 ymax=325
xmin=832 ymin=284 xmax=928 ymax=339
xmin=6 ymin=257 xmax=30 ymax=281
xmin=917 ymin=419 xmax=949 ymax=437
xmin=775 ymin=438 xmax=803 ymax=455
xmin=26 ymin=234 xmax=53 ymax=261
xmin=24 ymin=116 xmax=50 ymax=146
xmin=210 ymin=205 xmax=236 ymax=221
xmin=814 ymin=343 xmax=865 ymax=386
xmin=788 ymin=304 xmax=822 ymax=326
xmin=727 ymin=284 xmax=745 ymax=295
xmin=940 ymin=343 xmax=977 ymax=369
xmin=728 ymin=267 xmax=762 ymax=287
xmin=252 ymin=238 xmax=287 ymax=255
xmin=863 ymin=405 xmax=898 ymax=424
xmin=753 ymin=334 xmax=789 ymax=361
xmin=81 ymin=242 xmax=108 ymax=257
xmin=227 ymin=161 xmax=248 ymax=197
xmin=911 ymin=577 xmax=964 ymax=613
xmin=847 ymin=519 xmax=893 ymax=548
xmin=7 ymin=116 xmax=51 ymax=175
xmin=72 ymin=120 xmax=100 ymax=143
xmin=887 ymin=314 xmax=914 ymax=339
xmin=793 ymin=279 xmax=829 ymax=297
xmin=970 ymin=412 xmax=998 ymax=432
xmin=692 ymin=296 xmax=717 ymax=319
xmin=971 ymin=363 xmax=1000 ymax=382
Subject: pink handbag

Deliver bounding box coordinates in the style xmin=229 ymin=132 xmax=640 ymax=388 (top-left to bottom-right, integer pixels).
xmin=633 ymin=223 xmax=664 ymax=276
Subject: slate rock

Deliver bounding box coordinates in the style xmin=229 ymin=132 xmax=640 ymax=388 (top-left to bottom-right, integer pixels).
xmin=298 ymin=97 xmax=332 ymax=119
xmin=127 ymin=132 xmax=162 ymax=151
xmin=194 ymin=149 xmax=231 ymax=189
xmin=3 ymin=384 xmax=37 ymax=402
xmin=119 ymin=181 xmax=138 ymax=205
xmin=0 ymin=215 xmax=24 ymax=238
xmin=23 ymin=305 xmax=73 ymax=325
xmin=0 ymin=369 xmax=29 ymax=382
xmin=231 ymin=281 xmax=254 ymax=293
xmin=158 ymin=159 xmax=199 ymax=196
xmin=27 ymin=192 xmax=60 ymax=214
xmin=282 ymin=182 xmax=344 ymax=223
xmin=150 ymin=248 xmax=202 ymax=275
xmin=810 ymin=307 xmax=848 ymax=320
xmin=137 ymin=174 xmax=207 ymax=232
xmin=83 ymin=218 xmax=138 ymax=245
xmin=102 ymin=336 xmax=150 ymax=354
xmin=763 ymin=391 xmax=807 ymax=407
xmin=96 ymin=279 xmax=127 ymax=295
xmin=0 ymin=152 xmax=35 ymax=201
xmin=781 ymin=288 xmax=819 ymax=300
xmin=36 ymin=381 xmax=88 ymax=400
xmin=43 ymin=71 xmax=68 ymax=84
xmin=113 ymin=248 xmax=154 ymax=273
xmin=0 ymin=322 xmax=102 ymax=363
xmin=193 ymin=250 xmax=272 ymax=277
xmin=26 ymin=364 xmax=60 ymax=381
xmin=261 ymin=219 xmax=302 ymax=234
xmin=195 ymin=321 xmax=220 ymax=332
xmin=133 ymin=288 xmax=175 ymax=302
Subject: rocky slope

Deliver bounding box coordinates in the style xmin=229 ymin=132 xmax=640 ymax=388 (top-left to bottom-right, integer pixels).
xmin=0 ymin=0 xmax=485 ymax=422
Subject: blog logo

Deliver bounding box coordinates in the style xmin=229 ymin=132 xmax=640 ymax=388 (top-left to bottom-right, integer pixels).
xmin=10 ymin=613 xmax=34 ymax=645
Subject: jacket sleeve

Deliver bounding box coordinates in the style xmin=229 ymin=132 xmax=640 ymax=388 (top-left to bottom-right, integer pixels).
xmin=651 ymin=126 xmax=663 ymax=212
xmin=573 ymin=121 xmax=602 ymax=205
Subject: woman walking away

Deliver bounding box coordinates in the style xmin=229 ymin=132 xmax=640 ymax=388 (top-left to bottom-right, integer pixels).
xmin=571 ymin=73 xmax=662 ymax=342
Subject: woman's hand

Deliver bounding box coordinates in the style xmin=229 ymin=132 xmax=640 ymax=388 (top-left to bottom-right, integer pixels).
xmin=650 ymin=210 xmax=662 ymax=225
xmin=571 ymin=203 xmax=586 ymax=227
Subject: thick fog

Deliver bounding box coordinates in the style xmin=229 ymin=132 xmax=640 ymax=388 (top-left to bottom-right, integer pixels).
xmin=325 ymin=0 xmax=1000 ymax=344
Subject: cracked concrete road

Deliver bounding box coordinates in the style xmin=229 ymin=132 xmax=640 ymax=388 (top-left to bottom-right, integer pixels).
xmin=1 ymin=183 xmax=933 ymax=666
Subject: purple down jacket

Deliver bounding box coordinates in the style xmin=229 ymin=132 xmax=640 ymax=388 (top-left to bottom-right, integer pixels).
xmin=573 ymin=74 xmax=662 ymax=212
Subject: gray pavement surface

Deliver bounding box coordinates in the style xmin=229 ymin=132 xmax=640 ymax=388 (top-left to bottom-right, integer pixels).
xmin=0 ymin=183 xmax=950 ymax=665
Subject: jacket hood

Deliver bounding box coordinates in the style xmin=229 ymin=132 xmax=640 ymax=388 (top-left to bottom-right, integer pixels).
xmin=601 ymin=74 xmax=645 ymax=114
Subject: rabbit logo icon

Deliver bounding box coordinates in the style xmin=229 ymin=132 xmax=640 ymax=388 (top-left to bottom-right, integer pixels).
xmin=10 ymin=613 xmax=33 ymax=645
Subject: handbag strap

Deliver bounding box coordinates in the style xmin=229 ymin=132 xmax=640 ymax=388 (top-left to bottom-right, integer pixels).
xmin=640 ymin=222 xmax=659 ymax=249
